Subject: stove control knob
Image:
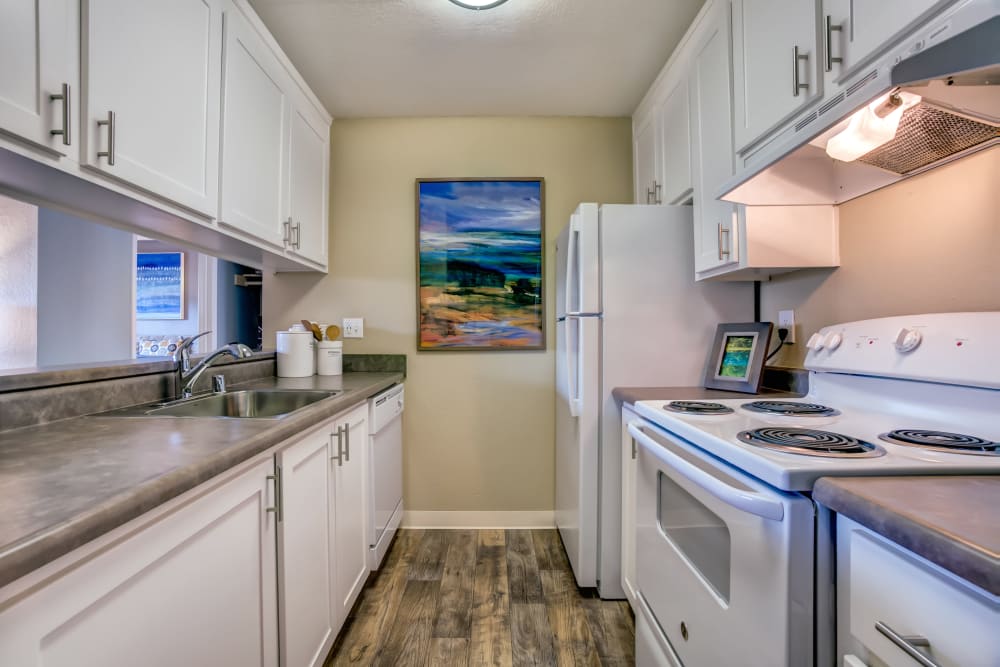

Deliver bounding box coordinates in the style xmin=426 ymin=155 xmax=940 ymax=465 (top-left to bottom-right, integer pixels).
xmin=806 ymin=333 xmax=825 ymax=351
xmin=823 ymin=332 xmax=843 ymax=351
xmin=893 ymin=327 xmax=922 ymax=353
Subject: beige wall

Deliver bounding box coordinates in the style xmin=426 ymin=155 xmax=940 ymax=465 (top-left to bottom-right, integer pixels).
xmin=762 ymin=147 xmax=1000 ymax=367
xmin=264 ymin=117 xmax=633 ymax=512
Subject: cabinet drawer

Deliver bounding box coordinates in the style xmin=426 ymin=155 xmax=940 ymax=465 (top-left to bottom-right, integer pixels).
xmin=838 ymin=517 xmax=1000 ymax=667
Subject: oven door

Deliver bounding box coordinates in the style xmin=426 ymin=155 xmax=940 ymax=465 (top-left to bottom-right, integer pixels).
xmin=630 ymin=420 xmax=815 ymax=667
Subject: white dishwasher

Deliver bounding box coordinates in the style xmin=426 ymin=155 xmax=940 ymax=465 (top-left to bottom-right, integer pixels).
xmin=368 ymin=383 xmax=404 ymax=570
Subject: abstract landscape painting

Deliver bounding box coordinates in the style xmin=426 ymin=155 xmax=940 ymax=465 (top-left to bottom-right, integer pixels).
xmin=136 ymin=252 xmax=184 ymax=320
xmin=417 ymin=179 xmax=544 ymax=350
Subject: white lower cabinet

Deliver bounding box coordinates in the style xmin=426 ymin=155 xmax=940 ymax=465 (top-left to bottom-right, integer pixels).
xmin=331 ymin=403 xmax=370 ymax=620
xmin=277 ymin=426 xmax=337 ymax=667
xmin=620 ymin=405 xmax=639 ymax=608
xmin=276 ymin=401 xmax=370 ymax=667
xmin=0 ymin=456 xmax=279 ymax=667
xmin=0 ymin=398 xmax=376 ymax=667
xmin=836 ymin=516 xmax=1000 ymax=667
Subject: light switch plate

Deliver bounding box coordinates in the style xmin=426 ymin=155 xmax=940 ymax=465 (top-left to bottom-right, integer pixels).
xmin=343 ymin=317 xmax=364 ymax=338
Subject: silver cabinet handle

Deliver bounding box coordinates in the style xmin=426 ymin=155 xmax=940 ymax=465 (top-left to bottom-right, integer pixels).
xmin=49 ymin=83 xmax=71 ymax=146
xmin=344 ymin=422 xmax=351 ymax=462
xmin=875 ymin=621 xmax=941 ymax=667
xmin=330 ymin=426 xmax=344 ymax=466
xmin=282 ymin=217 xmax=292 ymax=246
xmin=792 ymin=46 xmax=809 ymax=96
xmin=97 ymin=110 xmax=115 ymax=165
xmin=266 ymin=467 xmax=283 ymax=521
xmin=825 ymin=16 xmax=843 ymax=72
xmin=654 ymin=181 xmax=662 ymax=204
xmin=717 ymin=223 xmax=731 ymax=260
xmin=293 ymin=221 xmax=301 ymax=249
xmin=646 ymin=185 xmax=655 ymax=204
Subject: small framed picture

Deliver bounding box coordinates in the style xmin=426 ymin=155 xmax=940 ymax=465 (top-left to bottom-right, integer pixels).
xmin=702 ymin=322 xmax=774 ymax=393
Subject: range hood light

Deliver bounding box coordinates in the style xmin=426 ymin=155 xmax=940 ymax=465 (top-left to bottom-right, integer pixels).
xmin=825 ymin=91 xmax=922 ymax=163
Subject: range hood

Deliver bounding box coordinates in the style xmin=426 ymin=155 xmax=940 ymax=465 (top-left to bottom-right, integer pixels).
xmin=721 ymin=5 xmax=999 ymax=206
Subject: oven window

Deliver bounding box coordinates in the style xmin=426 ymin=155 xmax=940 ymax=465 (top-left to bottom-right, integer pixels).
xmin=658 ymin=471 xmax=731 ymax=601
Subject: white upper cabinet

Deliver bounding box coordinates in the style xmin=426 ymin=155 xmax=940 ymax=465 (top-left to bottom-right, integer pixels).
xmin=219 ymin=4 xmax=289 ymax=249
xmin=633 ymin=114 xmax=658 ymax=204
xmin=0 ymin=0 xmax=78 ymax=157
xmin=690 ymin=1 xmax=738 ymax=273
xmin=732 ymin=0 xmax=822 ymax=152
xmin=656 ymin=79 xmax=692 ymax=205
xmin=82 ymin=0 xmax=222 ymax=218
xmin=822 ymin=0 xmax=955 ymax=83
xmin=286 ymin=101 xmax=329 ymax=266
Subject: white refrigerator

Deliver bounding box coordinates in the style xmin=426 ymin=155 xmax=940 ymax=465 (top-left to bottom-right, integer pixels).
xmin=555 ymin=203 xmax=752 ymax=598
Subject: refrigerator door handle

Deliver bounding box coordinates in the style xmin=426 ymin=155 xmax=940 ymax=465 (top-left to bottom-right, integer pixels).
xmin=565 ymin=215 xmax=579 ymax=314
xmin=564 ymin=315 xmax=581 ymax=417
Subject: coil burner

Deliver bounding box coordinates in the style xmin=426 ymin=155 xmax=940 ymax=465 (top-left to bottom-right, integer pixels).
xmin=879 ymin=429 xmax=998 ymax=457
xmin=661 ymin=401 xmax=734 ymax=415
xmin=737 ymin=427 xmax=884 ymax=458
xmin=741 ymin=401 xmax=840 ymax=417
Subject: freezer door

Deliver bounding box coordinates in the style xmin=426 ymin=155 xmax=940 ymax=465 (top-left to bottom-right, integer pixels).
xmin=557 ymin=204 xmax=601 ymax=317
xmin=555 ymin=316 xmax=600 ymax=588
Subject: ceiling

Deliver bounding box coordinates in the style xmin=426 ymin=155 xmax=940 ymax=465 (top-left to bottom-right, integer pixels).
xmin=248 ymin=0 xmax=706 ymax=118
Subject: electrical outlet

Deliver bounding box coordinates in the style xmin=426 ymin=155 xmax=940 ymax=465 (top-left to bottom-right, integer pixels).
xmin=778 ymin=310 xmax=796 ymax=344
xmin=343 ymin=317 xmax=364 ymax=338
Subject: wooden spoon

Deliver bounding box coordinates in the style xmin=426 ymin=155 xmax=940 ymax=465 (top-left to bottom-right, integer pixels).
xmin=325 ymin=325 xmax=341 ymax=341
xmin=300 ymin=319 xmax=322 ymax=341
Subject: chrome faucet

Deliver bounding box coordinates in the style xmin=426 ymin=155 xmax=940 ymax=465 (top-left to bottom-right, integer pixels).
xmin=173 ymin=331 xmax=254 ymax=399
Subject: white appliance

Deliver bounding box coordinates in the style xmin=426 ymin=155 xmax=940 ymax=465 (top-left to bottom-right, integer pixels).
xmin=722 ymin=1 xmax=1000 ymax=206
xmin=629 ymin=312 xmax=1000 ymax=666
xmin=554 ymin=203 xmax=752 ymax=598
xmin=368 ymin=383 xmax=404 ymax=570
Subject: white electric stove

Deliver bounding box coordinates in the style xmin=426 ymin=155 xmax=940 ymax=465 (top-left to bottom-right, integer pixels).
xmin=628 ymin=312 xmax=1000 ymax=667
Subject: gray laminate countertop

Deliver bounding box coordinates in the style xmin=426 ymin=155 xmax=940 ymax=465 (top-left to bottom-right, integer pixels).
xmin=814 ymin=476 xmax=1000 ymax=595
xmin=0 ymin=372 xmax=402 ymax=589
xmin=613 ymin=385 xmax=801 ymax=405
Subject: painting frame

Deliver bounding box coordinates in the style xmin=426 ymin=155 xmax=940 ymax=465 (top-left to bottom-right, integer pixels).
xmin=702 ymin=322 xmax=774 ymax=393
xmin=136 ymin=251 xmax=185 ymax=320
xmin=416 ymin=177 xmax=546 ymax=351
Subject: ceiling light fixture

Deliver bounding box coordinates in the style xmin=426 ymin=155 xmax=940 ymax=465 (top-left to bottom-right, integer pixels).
xmin=448 ymin=0 xmax=510 ymax=9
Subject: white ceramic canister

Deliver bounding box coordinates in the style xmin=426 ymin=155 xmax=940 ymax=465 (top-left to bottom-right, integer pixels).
xmin=316 ymin=340 xmax=343 ymax=376
xmin=276 ymin=324 xmax=316 ymax=377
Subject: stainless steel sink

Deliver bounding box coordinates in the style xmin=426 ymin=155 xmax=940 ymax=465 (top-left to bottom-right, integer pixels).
xmin=91 ymin=388 xmax=343 ymax=420
xmin=146 ymin=389 xmax=340 ymax=418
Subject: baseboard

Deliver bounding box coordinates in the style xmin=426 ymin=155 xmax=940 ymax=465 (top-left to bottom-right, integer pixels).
xmin=402 ymin=510 xmax=555 ymax=529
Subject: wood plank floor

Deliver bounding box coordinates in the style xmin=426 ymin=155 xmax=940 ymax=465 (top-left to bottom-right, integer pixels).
xmin=326 ymin=529 xmax=635 ymax=666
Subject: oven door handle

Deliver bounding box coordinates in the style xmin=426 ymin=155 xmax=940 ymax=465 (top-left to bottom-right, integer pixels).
xmin=629 ymin=423 xmax=785 ymax=521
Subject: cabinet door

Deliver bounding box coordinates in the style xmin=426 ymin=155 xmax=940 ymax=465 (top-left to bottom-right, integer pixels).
xmin=0 ymin=0 xmax=77 ymax=157
xmin=732 ymin=0 xmax=821 ymax=152
xmin=656 ymin=80 xmax=692 ymax=205
xmin=691 ymin=4 xmax=739 ymax=273
xmin=331 ymin=403 xmax=370 ymax=622
xmin=0 ymin=458 xmax=279 ymax=667
xmin=633 ymin=114 xmax=658 ymax=204
xmin=278 ymin=429 xmax=335 ymax=667
xmin=82 ymin=0 xmax=221 ymax=217
xmin=219 ymin=5 xmax=289 ymax=249
xmin=825 ymin=0 xmax=954 ymax=79
xmin=286 ymin=102 xmax=329 ymax=266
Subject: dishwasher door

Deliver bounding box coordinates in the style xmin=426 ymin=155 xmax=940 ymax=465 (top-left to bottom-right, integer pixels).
xmin=369 ymin=384 xmax=403 ymax=570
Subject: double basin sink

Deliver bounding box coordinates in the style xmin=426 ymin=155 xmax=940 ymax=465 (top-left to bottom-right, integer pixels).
xmin=100 ymin=389 xmax=341 ymax=420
